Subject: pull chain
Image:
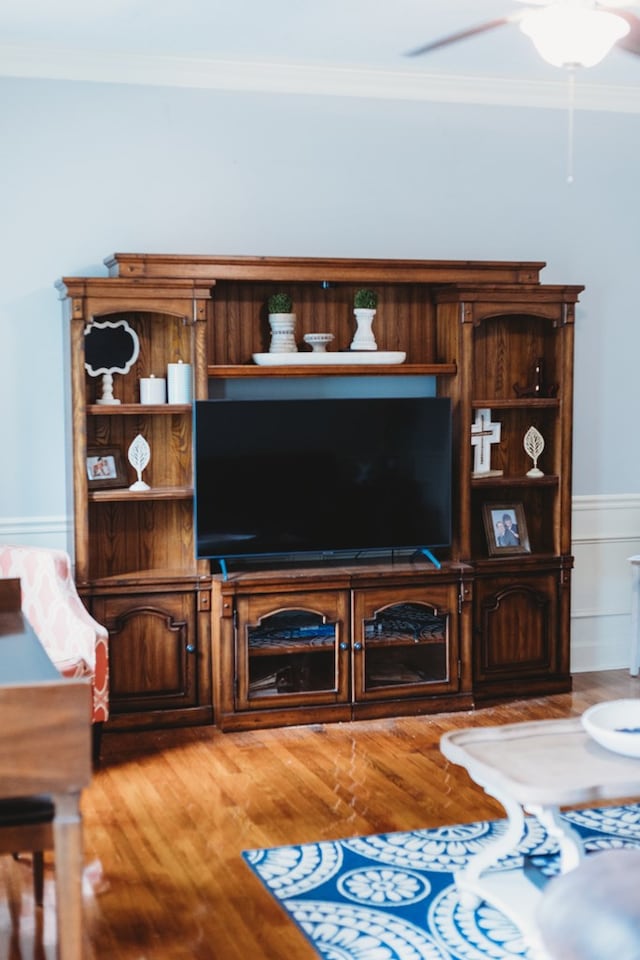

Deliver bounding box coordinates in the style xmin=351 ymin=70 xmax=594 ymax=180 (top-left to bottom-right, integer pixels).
xmin=566 ymin=67 xmax=576 ymax=184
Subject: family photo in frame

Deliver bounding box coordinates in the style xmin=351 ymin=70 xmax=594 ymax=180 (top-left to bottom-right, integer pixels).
xmin=86 ymin=447 xmax=127 ymax=490
xmin=482 ymin=503 xmax=531 ymax=556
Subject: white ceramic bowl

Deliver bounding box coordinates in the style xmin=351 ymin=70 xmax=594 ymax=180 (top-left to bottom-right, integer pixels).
xmin=303 ymin=332 xmax=334 ymax=353
xmin=582 ymin=699 xmax=640 ymax=758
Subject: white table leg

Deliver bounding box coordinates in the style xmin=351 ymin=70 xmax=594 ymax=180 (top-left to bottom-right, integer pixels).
xmin=525 ymin=803 xmax=584 ymax=872
xmin=454 ymin=784 xmax=525 ymax=907
xmin=629 ymin=556 xmax=640 ymax=677
xmin=452 ymin=803 xmax=547 ymax=954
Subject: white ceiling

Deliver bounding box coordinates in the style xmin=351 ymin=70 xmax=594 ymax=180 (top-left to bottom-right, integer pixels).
xmin=1 ymin=0 xmax=639 ymax=109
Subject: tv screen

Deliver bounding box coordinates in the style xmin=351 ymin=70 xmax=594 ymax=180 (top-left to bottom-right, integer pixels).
xmin=194 ymin=396 xmax=452 ymax=564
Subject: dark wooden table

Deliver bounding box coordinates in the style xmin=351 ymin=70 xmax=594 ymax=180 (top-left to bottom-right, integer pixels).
xmin=0 ymin=577 xmax=92 ymax=960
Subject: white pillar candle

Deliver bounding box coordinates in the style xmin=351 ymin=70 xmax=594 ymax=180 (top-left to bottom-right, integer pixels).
xmin=139 ymin=376 xmax=166 ymax=404
xmin=167 ymin=361 xmax=193 ymax=404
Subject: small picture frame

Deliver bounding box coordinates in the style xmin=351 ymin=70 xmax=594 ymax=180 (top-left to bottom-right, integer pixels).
xmin=482 ymin=503 xmax=531 ymax=557
xmin=86 ymin=447 xmax=127 ymax=489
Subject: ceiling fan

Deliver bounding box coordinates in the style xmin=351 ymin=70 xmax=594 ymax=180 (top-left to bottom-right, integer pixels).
xmin=407 ymin=0 xmax=640 ymax=69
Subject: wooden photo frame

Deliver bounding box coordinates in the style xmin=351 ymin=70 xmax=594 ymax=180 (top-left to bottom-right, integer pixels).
xmin=86 ymin=447 xmax=128 ymax=490
xmin=482 ymin=502 xmax=531 ymax=557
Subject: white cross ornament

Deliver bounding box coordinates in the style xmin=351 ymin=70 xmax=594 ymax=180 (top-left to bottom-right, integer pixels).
xmin=471 ymin=408 xmax=503 ymax=478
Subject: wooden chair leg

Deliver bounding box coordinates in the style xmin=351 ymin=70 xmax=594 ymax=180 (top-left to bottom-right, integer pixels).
xmin=92 ymin=722 xmax=103 ymax=768
xmin=2 ymin=797 xmax=55 ymax=907
xmin=10 ymin=850 xmax=46 ymax=906
xmin=32 ymin=851 xmax=45 ymax=906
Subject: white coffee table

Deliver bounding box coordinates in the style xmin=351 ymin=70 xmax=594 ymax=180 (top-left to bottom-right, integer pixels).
xmin=440 ymin=717 xmax=640 ymax=958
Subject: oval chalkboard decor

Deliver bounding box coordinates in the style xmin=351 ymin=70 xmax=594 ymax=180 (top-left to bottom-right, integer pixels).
xmin=84 ymin=319 xmax=140 ymax=404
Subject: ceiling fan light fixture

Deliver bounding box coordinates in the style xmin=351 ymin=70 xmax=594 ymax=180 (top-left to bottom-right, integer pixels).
xmin=519 ymin=5 xmax=630 ymax=67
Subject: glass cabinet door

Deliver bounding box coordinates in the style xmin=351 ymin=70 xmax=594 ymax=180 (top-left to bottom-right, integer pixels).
xmin=352 ymin=586 xmax=460 ymax=701
xmin=235 ymin=592 xmax=350 ymax=710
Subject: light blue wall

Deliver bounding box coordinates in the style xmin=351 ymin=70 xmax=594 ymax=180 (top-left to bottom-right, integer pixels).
xmin=1 ymin=75 xmax=639 ymax=529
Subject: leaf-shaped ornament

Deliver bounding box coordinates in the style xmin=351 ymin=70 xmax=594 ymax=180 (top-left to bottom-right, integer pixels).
xmin=128 ymin=433 xmax=151 ymax=490
xmin=524 ymin=426 xmax=545 ymax=477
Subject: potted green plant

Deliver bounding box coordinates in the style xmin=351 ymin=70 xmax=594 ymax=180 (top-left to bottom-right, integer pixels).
xmin=354 ymin=288 xmax=378 ymax=311
xmin=351 ymin=288 xmax=378 ymax=351
xmin=267 ymin=292 xmax=297 ymax=354
xmin=267 ymin=292 xmax=293 ymax=315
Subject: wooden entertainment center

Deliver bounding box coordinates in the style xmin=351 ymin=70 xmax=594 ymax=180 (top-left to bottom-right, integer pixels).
xmin=57 ymin=254 xmax=582 ymax=732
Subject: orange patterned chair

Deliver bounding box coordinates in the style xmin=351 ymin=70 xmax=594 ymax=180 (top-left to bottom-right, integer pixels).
xmin=0 ymin=544 xmax=109 ymax=727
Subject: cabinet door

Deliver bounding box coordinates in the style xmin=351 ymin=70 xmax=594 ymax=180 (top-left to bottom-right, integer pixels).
xmin=235 ymin=591 xmax=350 ymax=710
xmin=92 ymin=590 xmax=200 ymax=717
xmin=473 ymin=566 xmax=568 ymax=691
xmin=352 ymin=584 xmax=461 ymax=702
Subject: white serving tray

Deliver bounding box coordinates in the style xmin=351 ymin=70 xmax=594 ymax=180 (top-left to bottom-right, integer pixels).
xmin=252 ymin=351 xmax=406 ymax=366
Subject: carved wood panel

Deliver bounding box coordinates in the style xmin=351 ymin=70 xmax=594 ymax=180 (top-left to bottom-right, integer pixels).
xmin=473 ymin=570 xmax=560 ymax=683
xmin=92 ymin=591 xmax=198 ymax=714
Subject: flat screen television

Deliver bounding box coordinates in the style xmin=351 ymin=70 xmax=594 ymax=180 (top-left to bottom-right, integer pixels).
xmin=194 ymin=396 xmax=452 ymax=566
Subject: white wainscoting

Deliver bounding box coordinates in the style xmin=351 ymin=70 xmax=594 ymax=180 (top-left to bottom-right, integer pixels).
xmin=572 ymin=494 xmax=640 ymax=673
xmin=0 ymin=515 xmax=70 ymax=551
xmin=2 ymin=498 xmax=638 ymax=673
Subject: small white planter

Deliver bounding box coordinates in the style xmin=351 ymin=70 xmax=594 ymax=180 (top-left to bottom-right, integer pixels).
xmin=350 ymin=308 xmax=377 ymax=351
xmin=268 ymin=313 xmax=297 ymax=353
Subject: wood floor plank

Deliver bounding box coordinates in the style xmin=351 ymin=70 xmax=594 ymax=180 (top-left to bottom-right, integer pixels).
xmin=1 ymin=670 xmax=639 ymax=958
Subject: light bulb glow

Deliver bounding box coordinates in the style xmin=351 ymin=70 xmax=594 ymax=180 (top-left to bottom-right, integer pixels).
xmin=520 ymin=6 xmax=629 ymax=67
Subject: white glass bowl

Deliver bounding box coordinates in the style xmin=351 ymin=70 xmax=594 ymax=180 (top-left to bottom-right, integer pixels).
xmin=582 ymin=699 xmax=640 ymax=757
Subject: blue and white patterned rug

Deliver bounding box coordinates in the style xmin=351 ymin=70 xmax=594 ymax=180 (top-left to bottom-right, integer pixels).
xmin=243 ymin=803 xmax=640 ymax=959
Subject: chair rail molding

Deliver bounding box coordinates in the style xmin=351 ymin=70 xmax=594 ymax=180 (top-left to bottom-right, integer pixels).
xmin=0 ymin=514 xmax=70 ymax=550
xmin=2 ymin=498 xmax=637 ymax=674
xmin=572 ymin=494 xmax=640 ymax=672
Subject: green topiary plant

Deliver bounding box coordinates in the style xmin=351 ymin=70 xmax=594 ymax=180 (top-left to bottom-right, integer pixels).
xmin=268 ymin=292 xmax=293 ymax=314
xmin=354 ymin=288 xmax=378 ymax=310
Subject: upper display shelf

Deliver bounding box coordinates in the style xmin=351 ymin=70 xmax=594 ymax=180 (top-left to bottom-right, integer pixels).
xmin=207 ymin=362 xmax=457 ymax=379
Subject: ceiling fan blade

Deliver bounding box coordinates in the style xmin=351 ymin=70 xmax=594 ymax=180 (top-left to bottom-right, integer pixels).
xmin=405 ymin=17 xmax=513 ymax=58
xmin=608 ymin=9 xmax=640 ymax=55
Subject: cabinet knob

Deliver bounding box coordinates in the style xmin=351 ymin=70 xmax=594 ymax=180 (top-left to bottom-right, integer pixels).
xmin=186 ymin=644 xmax=196 ymax=654
xmin=339 ymin=641 xmax=349 ymax=651
xmin=353 ymin=642 xmax=363 ymax=651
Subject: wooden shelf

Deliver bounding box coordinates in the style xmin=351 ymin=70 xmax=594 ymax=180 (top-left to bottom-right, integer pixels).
xmin=88 ymin=485 xmax=193 ymax=502
xmin=246 ymin=684 xmax=331 ymax=698
xmin=472 ymin=398 xmax=559 ymax=409
xmin=87 ymin=403 xmax=191 ymax=415
xmin=207 ymin=363 xmax=457 ymax=379
xmin=78 ymin=568 xmax=206 ymax=590
xmin=249 ymin=641 xmax=335 ymax=656
xmin=365 ymin=635 xmax=444 ymax=648
xmin=473 ymin=553 xmax=561 ymax=568
xmin=471 ymin=475 xmax=559 ymax=488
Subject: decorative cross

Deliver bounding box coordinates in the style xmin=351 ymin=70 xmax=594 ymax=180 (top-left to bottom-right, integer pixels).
xmin=471 ymin=408 xmax=503 ymax=477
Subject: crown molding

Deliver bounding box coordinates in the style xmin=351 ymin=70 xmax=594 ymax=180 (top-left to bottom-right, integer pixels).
xmin=1 ymin=44 xmax=639 ymax=113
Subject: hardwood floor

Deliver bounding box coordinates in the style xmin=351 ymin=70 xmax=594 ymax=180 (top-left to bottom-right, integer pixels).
xmin=1 ymin=669 xmax=639 ymax=959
